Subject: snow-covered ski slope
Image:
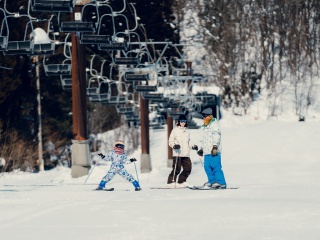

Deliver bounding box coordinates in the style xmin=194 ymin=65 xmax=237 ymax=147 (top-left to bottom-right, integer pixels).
xmin=1 ymin=112 xmax=320 ymax=240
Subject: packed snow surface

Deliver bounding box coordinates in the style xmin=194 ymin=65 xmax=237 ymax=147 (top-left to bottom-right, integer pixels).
xmin=1 ymin=112 xmax=320 ymax=240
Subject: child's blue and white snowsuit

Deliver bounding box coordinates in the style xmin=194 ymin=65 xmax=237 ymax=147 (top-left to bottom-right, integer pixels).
xmin=98 ymin=150 xmax=138 ymax=189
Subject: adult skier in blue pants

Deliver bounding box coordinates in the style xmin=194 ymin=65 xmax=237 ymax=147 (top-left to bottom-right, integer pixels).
xmin=197 ymin=108 xmax=227 ymax=189
xmin=96 ymin=139 xmax=141 ymax=191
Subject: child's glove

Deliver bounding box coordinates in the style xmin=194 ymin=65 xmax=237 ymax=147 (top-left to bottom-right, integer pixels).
xmin=130 ymin=158 xmax=137 ymax=162
xmin=211 ymin=145 xmax=218 ymax=156
xmin=192 ymin=145 xmax=198 ymax=150
xmin=98 ymin=153 xmax=105 ymax=159
xmin=197 ymin=149 xmax=203 ymax=156
xmin=173 ymin=144 xmax=181 ymax=149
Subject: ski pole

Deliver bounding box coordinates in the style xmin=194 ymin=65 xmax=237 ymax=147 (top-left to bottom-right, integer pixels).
xmin=133 ymin=161 xmax=140 ymax=184
xmin=84 ymin=153 xmax=105 ymax=184
xmin=198 ymin=155 xmax=204 ymax=167
xmin=172 ymin=155 xmax=180 ymax=188
xmin=84 ymin=163 xmax=97 ymax=184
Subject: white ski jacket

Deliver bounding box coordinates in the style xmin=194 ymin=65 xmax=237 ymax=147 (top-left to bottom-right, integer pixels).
xmin=168 ymin=126 xmax=192 ymax=157
xmin=201 ymin=118 xmax=222 ymax=155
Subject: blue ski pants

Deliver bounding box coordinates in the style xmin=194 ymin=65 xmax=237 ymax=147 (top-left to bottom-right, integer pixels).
xmin=204 ymin=153 xmax=226 ymax=185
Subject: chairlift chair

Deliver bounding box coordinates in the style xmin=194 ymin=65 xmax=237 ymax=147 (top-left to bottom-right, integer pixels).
xmin=116 ymin=106 xmax=135 ymax=115
xmin=149 ymin=97 xmax=168 ymax=103
xmin=43 ymin=35 xmax=71 ymax=76
xmin=60 ymin=21 xmax=95 ymax=33
xmin=142 ymin=92 xmax=164 ymax=100
xmin=86 ymin=77 xmax=108 ymax=103
xmin=97 ymin=4 xmax=140 ymax=52
xmin=60 ymin=75 xmax=72 ymax=90
xmin=134 ymin=85 xmax=157 ymax=92
xmin=30 ymin=0 xmax=74 ymax=12
xmin=80 ymin=34 xmax=111 ymax=44
xmin=99 ymin=41 xmax=128 ymax=51
xmin=87 ymin=87 xmax=99 ymax=96
xmin=2 ymin=14 xmax=35 ymax=55
xmin=30 ymin=20 xmax=57 ymax=56
xmin=44 ymin=63 xmax=71 ymax=76
xmin=125 ymin=73 xmax=150 ymax=81
xmin=78 ymin=2 xmax=115 ymax=44
xmin=59 ymin=0 xmax=104 ymax=33
xmin=32 ymin=42 xmax=55 ymax=55
xmin=5 ymin=41 xmax=34 ymax=55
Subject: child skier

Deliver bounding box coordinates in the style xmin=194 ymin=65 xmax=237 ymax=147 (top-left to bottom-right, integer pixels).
xmin=96 ymin=139 xmax=141 ymax=191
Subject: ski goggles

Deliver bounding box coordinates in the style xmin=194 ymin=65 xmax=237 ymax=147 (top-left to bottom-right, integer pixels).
xmin=202 ymin=114 xmax=210 ymax=119
xmin=180 ymin=120 xmax=187 ymax=123
xmin=115 ymin=144 xmax=124 ymax=149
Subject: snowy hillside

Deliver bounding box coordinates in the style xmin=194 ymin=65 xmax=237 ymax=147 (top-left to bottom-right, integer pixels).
xmin=1 ymin=104 xmax=319 ymax=240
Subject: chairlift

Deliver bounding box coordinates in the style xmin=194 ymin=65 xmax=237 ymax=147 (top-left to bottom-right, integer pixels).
xmin=87 ymin=87 xmax=99 ymax=96
xmin=87 ymin=78 xmax=110 ymax=103
xmin=96 ymin=5 xmax=138 ymax=52
xmin=33 ymin=42 xmax=55 ymax=55
xmin=1 ymin=14 xmax=35 ymax=55
xmin=30 ymin=0 xmax=74 ymax=12
xmin=149 ymin=97 xmax=168 ymax=103
xmin=5 ymin=41 xmax=34 ymax=55
xmin=114 ymin=57 xmax=140 ymax=65
xmin=125 ymin=73 xmax=150 ymax=81
xmin=104 ymin=81 xmax=128 ymax=105
xmin=134 ymin=85 xmax=157 ymax=92
xmin=59 ymin=0 xmax=103 ymax=33
xmin=60 ymin=75 xmax=72 ymax=90
xmin=60 ymin=21 xmax=95 ymax=33
xmin=30 ymin=20 xmax=56 ymax=56
xmin=43 ymin=33 xmax=72 ymax=76
xmin=80 ymin=34 xmax=110 ymax=44
xmin=116 ymin=106 xmax=135 ymax=115
xmin=142 ymin=92 xmax=164 ymax=100
xmin=99 ymin=41 xmax=128 ymax=51
xmin=44 ymin=63 xmax=71 ymax=76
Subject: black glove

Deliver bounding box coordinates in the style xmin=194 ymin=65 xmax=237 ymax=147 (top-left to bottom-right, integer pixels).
xmin=197 ymin=149 xmax=203 ymax=156
xmin=211 ymin=145 xmax=218 ymax=156
xmin=192 ymin=145 xmax=198 ymax=150
xmin=173 ymin=144 xmax=181 ymax=150
xmin=130 ymin=158 xmax=137 ymax=162
xmin=98 ymin=153 xmax=105 ymax=159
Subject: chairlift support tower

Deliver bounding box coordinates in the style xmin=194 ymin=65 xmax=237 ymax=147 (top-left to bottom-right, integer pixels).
xmin=70 ymin=2 xmax=91 ymax=178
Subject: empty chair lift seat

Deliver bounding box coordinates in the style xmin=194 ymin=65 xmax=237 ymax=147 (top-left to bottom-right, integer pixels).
xmin=31 ymin=0 xmax=74 ymax=12
xmin=44 ymin=64 xmax=71 ymax=76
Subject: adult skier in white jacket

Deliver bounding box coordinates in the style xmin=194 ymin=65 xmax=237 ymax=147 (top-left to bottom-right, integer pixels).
xmin=167 ymin=114 xmax=197 ymax=187
xmin=197 ymin=108 xmax=227 ymax=189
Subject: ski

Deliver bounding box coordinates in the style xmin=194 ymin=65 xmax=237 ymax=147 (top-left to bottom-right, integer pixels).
xmin=188 ymin=186 xmax=238 ymax=190
xmin=94 ymin=188 xmax=115 ymax=191
xmin=150 ymin=186 xmax=190 ymax=189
